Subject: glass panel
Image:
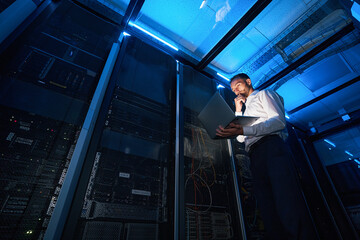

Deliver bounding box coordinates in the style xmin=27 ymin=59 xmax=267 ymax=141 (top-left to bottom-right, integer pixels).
xmin=97 ymin=0 xmax=130 ymax=15
xmin=0 ymin=1 xmax=119 ymax=239
xmin=68 ymin=36 xmax=176 ymax=239
xmin=211 ymin=0 xmax=339 ymax=74
xmin=136 ymin=0 xmax=257 ymax=60
xmin=182 ymin=65 xmax=243 ymax=239
xmin=313 ymin=126 xmax=360 ymax=235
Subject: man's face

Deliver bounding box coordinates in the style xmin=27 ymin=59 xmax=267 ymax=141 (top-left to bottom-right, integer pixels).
xmin=230 ymin=78 xmax=251 ymax=97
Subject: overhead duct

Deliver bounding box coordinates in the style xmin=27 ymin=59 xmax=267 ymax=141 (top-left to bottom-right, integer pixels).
xmin=236 ymin=0 xmax=351 ymax=85
xmin=258 ymin=7 xmax=357 ymax=90
xmin=271 ymin=29 xmax=360 ymax=91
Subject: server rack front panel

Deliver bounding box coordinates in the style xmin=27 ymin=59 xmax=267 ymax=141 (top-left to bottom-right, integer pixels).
xmin=66 ymin=36 xmax=176 ymax=240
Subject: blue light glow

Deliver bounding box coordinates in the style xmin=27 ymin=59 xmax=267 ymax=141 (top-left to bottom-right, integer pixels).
xmin=123 ymin=32 xmax=131 ymax=37
xmin=217 ymin=73 xmax=230 ymax=81
xmin=354 ymin=159 xmax=360 ymax=165
xmin=341 ymin=114 xmax=350 ymax=121
xmin=345 ymin=151 xmax=354 ymax=157
xmin=200 ymin=0 xmax=206 ymax=9
xmin=324 ymin=139 xmax=336 ymax=148
xmin=285 ymin=113 xmax=290 ymax=119
xmin=129 ymin=22 xmax=178 ymax=51
xmin=310 ymin=127 xmax=317 ymax=134
xmin=217 ymin=84 xmax=225 ymax=89
xmin=351 ymin=2 xmax=360 ymax=22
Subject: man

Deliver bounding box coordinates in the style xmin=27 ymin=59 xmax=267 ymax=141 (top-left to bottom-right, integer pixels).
xmin=216 ymin=73 xmax=317 ymax=239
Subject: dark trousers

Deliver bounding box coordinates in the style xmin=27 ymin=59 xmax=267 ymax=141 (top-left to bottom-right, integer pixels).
xmin=249 ymin=135 xmax=318 ymax=240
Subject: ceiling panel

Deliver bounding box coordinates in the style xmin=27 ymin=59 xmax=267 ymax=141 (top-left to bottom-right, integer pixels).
xmin=254 ymin=0 xmax=308 ymax=40
xmin=290 ymin=101 xmax=333 ymax=126
xmin=297 ymin=54 xmax=352 ymax=91
xmin=341 ymin=43 xmax=360 ymax=71
xmin=210 ymin=33 xmax=259 ymax=73
xmin=319 ymin=80 xmax=360 ymax=114
xmin=211 ymin=27 xmax=270 ymax=73
xmin=276 ymin=77 xmax=313 ymax=110
xmin=135 ymin=0 xmax=256 ymax=59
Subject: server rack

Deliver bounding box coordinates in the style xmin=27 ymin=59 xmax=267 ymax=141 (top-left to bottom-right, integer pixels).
xmin=0 ymin=1 xmax=119 ymax=239
xmin=60 ymin=36 xmax=177 ymax=240
xmin=181 ymin=65 xmax=245 ymax=240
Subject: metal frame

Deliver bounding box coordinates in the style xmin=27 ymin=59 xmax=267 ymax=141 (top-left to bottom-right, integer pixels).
xmin=196 ymin=0 xmax=272 ymax=70
xmin=308 ymin=108 xmax=360 ymax=141
xmin=120 ymin=0 xmax=145 ymax=27
xmin=174 ymin=61 xmax=185 ymax=240
xmin=288 ymin=75 xmax=360 ymax=114
xmin=227 ymin=140 xmax=248 ymax=240
xmin=290 ymin=127 xmax=341 ymax=239
xmin=44 ymin=41 xmax=121 ymax=240
xmin=257 ymin=23 xmax=355 ymax=90
xmin=72 ymin=0 xmax=121 ymax=25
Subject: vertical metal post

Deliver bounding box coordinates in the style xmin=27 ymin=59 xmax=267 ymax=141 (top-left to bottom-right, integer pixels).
xmin=293 ymin=129 xmax=343 ymax=240
xmin=44 ymin=40 xmax=121 ymax=240
xmin=174 ymin=61 xmax=185 ymax=240
xmin=227 ymin=139 xmax=248 ymax=240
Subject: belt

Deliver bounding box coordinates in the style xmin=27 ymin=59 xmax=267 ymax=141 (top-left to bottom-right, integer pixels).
xmin=248 ymin=134 xmax=280 ymax=156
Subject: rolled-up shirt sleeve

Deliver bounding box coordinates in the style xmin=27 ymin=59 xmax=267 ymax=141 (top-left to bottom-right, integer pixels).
xmin=242 ymin=90 xmax=286 ymax=137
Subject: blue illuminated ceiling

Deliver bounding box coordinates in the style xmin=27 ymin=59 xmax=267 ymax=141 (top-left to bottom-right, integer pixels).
xmin=136 ymin=0 xmax=257 ymax=60
xmin=91 ymin=0 xmax=360 ymax=164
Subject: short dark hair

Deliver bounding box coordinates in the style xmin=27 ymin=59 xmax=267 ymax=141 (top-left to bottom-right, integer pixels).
xmin=230 ymin=73 xmax=250 ymax=83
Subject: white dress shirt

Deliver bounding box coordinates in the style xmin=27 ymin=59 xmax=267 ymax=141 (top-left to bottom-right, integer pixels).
xmin=235 ymin=89 xmax=288 ymax=152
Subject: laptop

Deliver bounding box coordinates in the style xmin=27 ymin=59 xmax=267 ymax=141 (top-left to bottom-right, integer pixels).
xmin=198 ymin=92 xmax=259 ymax=139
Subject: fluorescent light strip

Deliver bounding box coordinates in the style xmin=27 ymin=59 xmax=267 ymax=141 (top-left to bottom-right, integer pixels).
xmin=285 ymin=113 xmax=290 ymax=119
xmin=200 ymin=0 xmax=206 ymax=9
xmin=129 ymin=22 xmax=178 ymax=51
xmin=217 ymin=84 xmax=225 ymax=89
xmin=123 ymin=32 xmax=131 ymax=36
xmin=345 ymin=150 xmax=353 ymax=157
xmin=324 ymin=139 xmax=336 ymax=148
xmin=354 ymin=159 xmax=360 ymax=165
xmin=217 ymin=73 xmax=230 ymax=81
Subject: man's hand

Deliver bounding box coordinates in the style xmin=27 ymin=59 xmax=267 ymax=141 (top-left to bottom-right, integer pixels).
xmin=234 ymin=96 xmax=246 ymax=113
xmin=216 ymin=122 xmax=243 ymax=138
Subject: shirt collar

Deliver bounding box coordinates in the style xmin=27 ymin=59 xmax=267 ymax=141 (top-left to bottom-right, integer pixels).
xmin=247 ymin=90 xmax=259 ymax=99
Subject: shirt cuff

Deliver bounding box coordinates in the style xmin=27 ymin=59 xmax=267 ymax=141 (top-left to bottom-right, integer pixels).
xmin=236 ymin=135 xmax=245 ymax=142
xmin=235 ymin=111 xmax=242 ymax=116
xmin=242 ymin=126 xmax=255 ymax=136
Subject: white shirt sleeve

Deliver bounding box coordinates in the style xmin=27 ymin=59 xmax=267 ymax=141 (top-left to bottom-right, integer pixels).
xmin=242 ymin=90 xmax=286 ymax=137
